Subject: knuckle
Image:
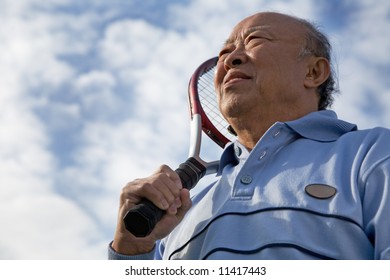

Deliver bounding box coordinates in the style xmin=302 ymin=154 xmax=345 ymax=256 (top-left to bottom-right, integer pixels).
xmin=121 ymin=178 xmax=153 ymax=199
xmin=171 ymin=185 xmax=181 ymax=196
xmin=119 ymin=183 xmax=133 ymax=201
xmin=156 ymin=164 xmax=170 ymax=173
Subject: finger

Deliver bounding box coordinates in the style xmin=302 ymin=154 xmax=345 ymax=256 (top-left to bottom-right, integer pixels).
xmin=149 ymin=166 xmax=183 ymax=207
xmin=175 ymin=188 xmax=192 ymax=220
xmin=166 ymin=196 xmax=181 ymax=215
xmin=139 ymin=178 xmax=171 ymax=210
xmin=157 ymin=165 xmax=183 ymax=189
xmin=119 ymin=165 xmax=184 ymax=217
xmin=119 ymin=177 xmax=169 ymax=212
xmin=134 ymin=172 xmax=182 ymax=211
xmin=149 ymin=189 xmax=192 ymax=241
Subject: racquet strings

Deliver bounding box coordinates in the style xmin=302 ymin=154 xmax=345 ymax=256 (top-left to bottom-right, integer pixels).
xmin=197 ymin=65 xmax=236 ymax=143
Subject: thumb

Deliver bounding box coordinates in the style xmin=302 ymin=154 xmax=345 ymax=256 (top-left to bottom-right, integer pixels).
xmin=176 ymin=188 xmax=192 ymax=221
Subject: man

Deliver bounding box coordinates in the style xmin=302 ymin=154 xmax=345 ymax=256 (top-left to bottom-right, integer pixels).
xmin=109 ymin=12 xmax=390 ymax=259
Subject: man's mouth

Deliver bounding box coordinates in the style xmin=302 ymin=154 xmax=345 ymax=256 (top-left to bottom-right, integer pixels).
xmin=223 ymin=71 xmax=251 ymax=87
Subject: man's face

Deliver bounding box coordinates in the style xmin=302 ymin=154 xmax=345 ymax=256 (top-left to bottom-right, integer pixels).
xmin=214 ymin=12 xmax=316 ymax=124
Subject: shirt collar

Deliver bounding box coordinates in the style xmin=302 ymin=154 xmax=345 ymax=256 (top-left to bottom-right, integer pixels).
xmin=217 ymin=110 xmax=357 ymax=174
xmin=284 ymin=110 xmax=357 ymax=142
xmin=217 ymin=142 xmax=238 ymax=175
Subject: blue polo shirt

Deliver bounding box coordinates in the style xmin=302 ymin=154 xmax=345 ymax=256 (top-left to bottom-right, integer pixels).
xmin=109 ymin=110 xmax=390 ymax=260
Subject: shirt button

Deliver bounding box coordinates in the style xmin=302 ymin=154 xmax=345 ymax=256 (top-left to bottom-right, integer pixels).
xmin=259 ymin=150 xmax=267 ymax=159
xmin=240 ymin=175 xmax=253 ymax=185
xmin=234 ymin=146 xmax=242 ymax=157
xmin=273 ymin=129 xmax=281 ymax=137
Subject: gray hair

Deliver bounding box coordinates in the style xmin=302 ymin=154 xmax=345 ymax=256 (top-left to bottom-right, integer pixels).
xmin=297 ymin=18 xmax=338 ymax=110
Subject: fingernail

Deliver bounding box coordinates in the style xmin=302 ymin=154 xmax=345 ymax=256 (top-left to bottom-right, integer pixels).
xmin=168 ymin=205 xmax=178 ymax=215
xmin=161 ymin=200 xmax=169 ymax=209
xmin=175 ymin=197 xmax=182 ymax=208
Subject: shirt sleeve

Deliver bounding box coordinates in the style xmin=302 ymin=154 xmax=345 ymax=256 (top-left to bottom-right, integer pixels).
xmin=107 ymin=241 xmax=157 ymax=260
xmin=361 ymin=156 xmax=390 ymax=259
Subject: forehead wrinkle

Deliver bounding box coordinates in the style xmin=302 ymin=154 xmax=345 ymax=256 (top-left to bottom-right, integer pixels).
xmin=243 ymin=25 xmax=272 ymax=37
xmin=223 ymin=25 xmax=273 ymax=46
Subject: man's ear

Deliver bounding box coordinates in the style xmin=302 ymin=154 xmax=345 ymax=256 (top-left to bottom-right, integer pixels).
xmin=304 ymin=57 xmax=330 ymax=89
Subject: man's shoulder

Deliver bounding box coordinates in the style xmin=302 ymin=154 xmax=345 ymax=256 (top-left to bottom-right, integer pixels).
xmin=345 ymin=126 xmax=390 ymax=139
xmin=339 ymin=126 xmax=390 ymax=156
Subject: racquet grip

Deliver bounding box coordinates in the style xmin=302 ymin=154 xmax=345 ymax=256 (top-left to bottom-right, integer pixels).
xmin=176 ymin=157 xmax=207 ymax=190
xmin=123 ymin=157 xmax=206 ymax=237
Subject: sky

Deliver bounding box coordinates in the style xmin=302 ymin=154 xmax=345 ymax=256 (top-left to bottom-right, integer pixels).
xmin=0 ymin=0 xmax=389 ymax=259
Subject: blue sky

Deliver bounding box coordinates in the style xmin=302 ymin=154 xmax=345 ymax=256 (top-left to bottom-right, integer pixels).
xmin=0 ymin=0 xmax=389 ymax=259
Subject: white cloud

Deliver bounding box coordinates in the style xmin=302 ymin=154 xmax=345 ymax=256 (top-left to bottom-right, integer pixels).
xmin=0 ymin=0 xmax=107 ymax=259
xmin=168 ymin=0 xmax=318 ymax=38
xmin=330 ymin=0 xmax=390 ymax=128
xmin=73 ymin=70 xmax=118 ymax=117
xmin=0 ymin=194 xmax=104 ymax=259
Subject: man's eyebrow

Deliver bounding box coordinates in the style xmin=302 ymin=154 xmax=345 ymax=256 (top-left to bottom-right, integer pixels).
xmin=243 ymin=25 xmax=272 ymax=38
xmin=223 ymin=38 xmax=234 ymax=45
xmin=223 ymin=25 xmax=272 ymax=45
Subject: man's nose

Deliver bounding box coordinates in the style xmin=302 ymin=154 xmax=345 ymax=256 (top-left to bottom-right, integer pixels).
xmin=224 ymin=47 xmax=247 ymax=70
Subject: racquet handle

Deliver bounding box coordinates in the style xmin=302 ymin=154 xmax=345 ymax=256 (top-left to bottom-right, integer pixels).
xmin=123 ymin=157 xmax=206 ymax=237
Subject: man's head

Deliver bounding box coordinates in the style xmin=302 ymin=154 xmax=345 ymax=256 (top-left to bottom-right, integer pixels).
xmin=214 ymin=12 xmax=335 ymax=146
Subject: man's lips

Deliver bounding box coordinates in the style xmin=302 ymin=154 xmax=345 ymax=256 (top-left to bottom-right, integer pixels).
xmin=223 ymin=71 xmax=251 ymax=87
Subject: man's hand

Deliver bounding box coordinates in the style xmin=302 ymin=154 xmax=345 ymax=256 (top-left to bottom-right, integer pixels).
xmin=112 ymin=165 xmax=192 ymax=255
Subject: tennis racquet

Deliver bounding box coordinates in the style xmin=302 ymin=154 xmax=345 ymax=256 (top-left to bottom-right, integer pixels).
xmin=123 ymin=57 xmax=236 ymax=237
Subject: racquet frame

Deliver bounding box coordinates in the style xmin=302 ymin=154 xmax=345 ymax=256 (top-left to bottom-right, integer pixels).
xmin=123 ymin=57 xmax=234 ymax=237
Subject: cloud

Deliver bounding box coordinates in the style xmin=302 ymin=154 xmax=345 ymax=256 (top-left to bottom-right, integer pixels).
xmin=0 ymin=0 xmax=107 ymax=259
xmin=330 ymin=0 xmax=390 ymax=128
xmin=73 ymin=70 xmax=117 ymax=117
xmin=0 ymin=194 xmax=104 ymax=259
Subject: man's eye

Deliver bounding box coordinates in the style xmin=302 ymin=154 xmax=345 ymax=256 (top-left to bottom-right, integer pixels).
xmin=245 ymin=35 xmax=269 ymax=46
xmin=218 ymin=50 xmax=230 ymax=60
xmin=245 ymin=36 xmax=262 ymax=44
